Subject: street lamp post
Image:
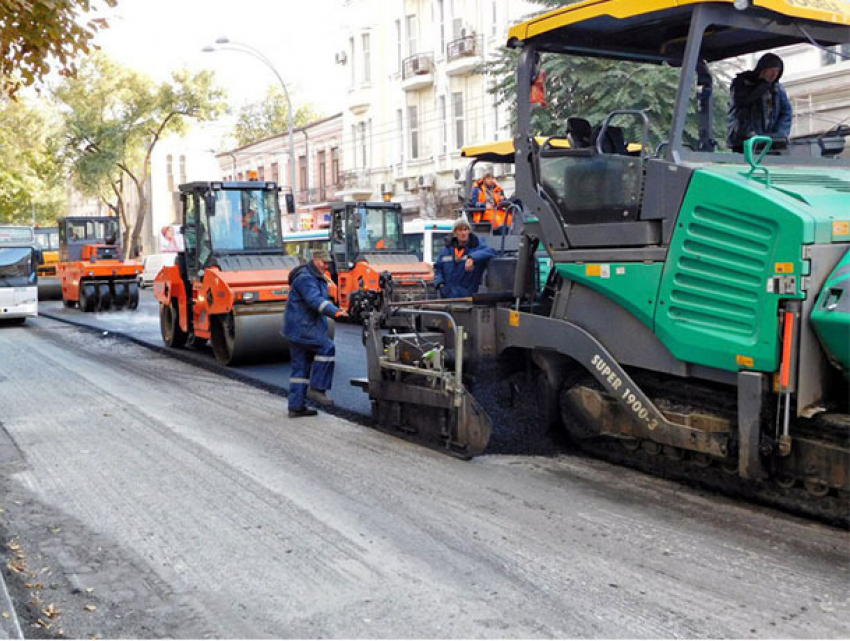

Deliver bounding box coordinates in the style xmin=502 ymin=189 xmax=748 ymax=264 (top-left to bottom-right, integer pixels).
xmin=202 ymin=38 xmax=297 ymax=224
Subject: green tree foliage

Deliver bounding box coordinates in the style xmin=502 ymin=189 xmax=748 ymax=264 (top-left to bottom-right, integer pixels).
xmin=0 ymin=96 xmax=65 ymax=224
xmin=55 ymin=53 xmax=226 ymax=257
xmin=0 ymin=0 xmax=117 ymax=98
xmin=489 ymin=0 xmax=729 ymax=147
xmin=231 ymin=85 xmax=321 ymax=146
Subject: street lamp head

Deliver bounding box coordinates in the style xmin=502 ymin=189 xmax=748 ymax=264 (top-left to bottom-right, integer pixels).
xmin=201 ymin=45 xmax=216 ymax=53
xmin=215 ymin=37 xmax=230 ymax=44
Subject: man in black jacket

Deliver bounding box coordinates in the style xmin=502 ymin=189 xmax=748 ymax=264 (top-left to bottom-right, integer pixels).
xmin=728 ymin=53 xmax=793 ymax=151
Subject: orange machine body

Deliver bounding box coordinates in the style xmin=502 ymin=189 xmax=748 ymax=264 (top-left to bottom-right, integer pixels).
xmin=57 ymin=249 xmax=142 ymax=303
xmin=154 ymin=264 xmax=292 ymax=341
xmin=336 ymin=259 xmax=433 ymax=310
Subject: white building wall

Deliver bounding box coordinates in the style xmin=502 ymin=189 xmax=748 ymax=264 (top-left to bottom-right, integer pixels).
xmin=339 ymin=0 xmax=535 ymax=220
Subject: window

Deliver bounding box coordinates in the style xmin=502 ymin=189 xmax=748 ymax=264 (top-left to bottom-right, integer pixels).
xmin=362 ymin=33 xmax=371 ymax=83
xmin=822 ymin=44 xmax=850 ymax=66
xmin=360 ymin=121 xmax=367 ymax=167
xmin=395 ymin=20 xmax=402 ymax=73
xmin=271 ymin=162 xmax=279 ymax=184
xmin=166 ymin=154 xmax=174 ymax=190
xmin=453 ymin=92 xmax=464 ymax=149
xmin=331 ymin=147 xmax=340 ymax=183
xmin=453 ymin=17 xmax=464 ymax=39
xmin=438 ymin=0 xmax=446 ymax=54
xmin=353 ymin=206 xmax=402 ymax=251
xmin=204 ymin=188 xmax=281 ymax=252
xmin=408 ymin=106 xmax=419 ymax=159
xmin=349 ymin=37 xmax=355 ymax=86
xmin=491 ymin=0 xmax=497 ymax=37
xmin=299 ymin=156 xmax=308 ymax=191
xmin=318 ymin=150 xmax=327 ymax=188
xmin=396 ymin=109 xmax=404 ymax=163
xmin=439 ymin=96 xmax=448 ymax=154
xmin=406 ymin=15 xmax=418 ymax=57
xmin=351 ymin=125 xmax=358 ymax=167
xmin=258 ymin=166 xmax=265 ymax=181
xmin=179 ymin=155 xmax=187 ymax=183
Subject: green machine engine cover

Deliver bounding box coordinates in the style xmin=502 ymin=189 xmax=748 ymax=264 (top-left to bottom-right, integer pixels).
xmin=654 ymin=168 xmax=815 ymax=373
xmin=811 ymin=249 xmax=850 ymax=377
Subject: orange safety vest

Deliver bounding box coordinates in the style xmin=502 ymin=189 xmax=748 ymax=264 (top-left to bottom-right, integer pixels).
xmin=472 ymin=180 xmax=511 ymax=231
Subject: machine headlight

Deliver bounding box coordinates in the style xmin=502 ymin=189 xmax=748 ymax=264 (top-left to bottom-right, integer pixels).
xmin=241 ymin=291 xmax=257 ymax=303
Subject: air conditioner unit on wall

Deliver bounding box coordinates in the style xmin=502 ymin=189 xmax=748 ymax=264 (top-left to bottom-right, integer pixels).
xmin=334 ymin=51 xmax=347 ymax=65
xmin=418 ymin=174 xmax=435 ymax=189
xmin=379 ymin=182 xmax=394 ymax=195
xmin=403 ymin=178 xmax=419 ymax=192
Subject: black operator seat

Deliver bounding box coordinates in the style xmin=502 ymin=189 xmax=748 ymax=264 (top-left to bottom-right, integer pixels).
xmin=593 ymin=125 xmax=629 ymax=155
xmin=566 ymin=117 xmax=593 ymax=149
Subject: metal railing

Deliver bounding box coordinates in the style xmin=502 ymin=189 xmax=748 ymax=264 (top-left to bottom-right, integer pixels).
xmin=402 ymin=53 xmax=435 ymax=80
xmin=447 ymin=34 xmax=482 ymax=62
xmin=295 ymin=183 xmax=344 ymax=205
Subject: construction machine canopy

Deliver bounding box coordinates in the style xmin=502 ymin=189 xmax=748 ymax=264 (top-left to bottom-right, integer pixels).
xmin=507 ymin=0 xmax=850 ymax=63
xmin=462 ymin=138 xmax=571 ymax=164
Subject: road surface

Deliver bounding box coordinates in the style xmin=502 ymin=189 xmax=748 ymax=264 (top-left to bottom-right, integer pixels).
xmin=39 ymin=290 xmax=372 ymax=416
xmin=0 ymin=317 xmax=847 ymax=638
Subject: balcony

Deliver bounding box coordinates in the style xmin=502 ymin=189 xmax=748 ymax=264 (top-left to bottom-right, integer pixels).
xmin=347 ymin=86 xmax=371 ymax=115
xmin=296 ymin=183 xmax=344 ymax=206
xmin=401 ymin=53 xmax=435 ymax=91
xmin=338 ymin=169 xmax=374 ymax=201
xmin=446 ymin=34 xmax=483 ymax=77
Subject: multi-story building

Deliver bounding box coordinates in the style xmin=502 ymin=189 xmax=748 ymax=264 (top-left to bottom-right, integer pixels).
xmin=216 ymin=113 xmax=344 ymax=231
xmin=338 ymin=0 xmax=535 ymax=220
xmin=781 ymin=45 xmax=850 ymax=142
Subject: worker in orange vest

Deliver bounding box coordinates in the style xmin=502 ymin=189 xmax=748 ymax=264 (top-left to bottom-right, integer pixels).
xmin=469 ymin=171 xmax=512 ymax=234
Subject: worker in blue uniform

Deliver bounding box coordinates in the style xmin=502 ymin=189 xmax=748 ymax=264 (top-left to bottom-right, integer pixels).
xmin=283 ymin=248 xmax=347 ymax=418
xmin=434 ymin=217 xmax=497 ymax=299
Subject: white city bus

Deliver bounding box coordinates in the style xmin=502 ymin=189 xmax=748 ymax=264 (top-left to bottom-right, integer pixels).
xmin=0 ymin=225 xmax=39 ymax=324
xmin=283 ymin=229 xmax=332 ymax=262
xmin=402 ymin=219 xmax=453 ymax=264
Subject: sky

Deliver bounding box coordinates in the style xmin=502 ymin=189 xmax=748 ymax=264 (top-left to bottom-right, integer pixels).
xmin=93 ymin=0 xmax=347 ymax=140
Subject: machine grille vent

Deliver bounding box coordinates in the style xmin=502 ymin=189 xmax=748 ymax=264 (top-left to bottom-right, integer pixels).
xmin=667 ymin=206 xmax=776 ymax=336
xmin=762 ymin=172 xmax=850 ymax=193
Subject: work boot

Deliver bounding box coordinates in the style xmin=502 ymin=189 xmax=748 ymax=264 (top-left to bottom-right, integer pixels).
xmin=288 ymin=407 xmax=318 ymax=418
xmin=307 ymin=388 xmax=334 ymax=407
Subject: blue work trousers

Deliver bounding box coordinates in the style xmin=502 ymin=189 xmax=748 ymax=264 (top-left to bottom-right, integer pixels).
xmin=288 ymin=339 xmax=335 ymax=411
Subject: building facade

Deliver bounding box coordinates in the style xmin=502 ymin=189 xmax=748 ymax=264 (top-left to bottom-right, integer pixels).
xmin=337 ymin=0 xmax=535 ymax=220
xmin=216 ymin=113 xmax=344 ymax=231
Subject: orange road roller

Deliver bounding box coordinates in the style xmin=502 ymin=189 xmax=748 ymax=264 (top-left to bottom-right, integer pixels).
xmin=56 ymin=216 xmax=142 ymax=312
xmin=154 ymin=181 xmax=300 ymax=365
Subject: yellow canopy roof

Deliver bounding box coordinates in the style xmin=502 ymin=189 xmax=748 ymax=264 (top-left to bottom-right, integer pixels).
xmin=508 ymin=0 xmax=850 ymax=60
xmin=462 ymin=137 xmax=571 ymax=162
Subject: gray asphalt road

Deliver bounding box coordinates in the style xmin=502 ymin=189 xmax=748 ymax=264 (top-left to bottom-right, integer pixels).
xmin=0 ymin=318 xmax=848 ymax=638
xmin=39 ymin=290 xmax=372 ymax=415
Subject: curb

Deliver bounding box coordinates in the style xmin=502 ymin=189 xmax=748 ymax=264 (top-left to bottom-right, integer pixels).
xmin=0 ymin=567 xmax=23 ymax=640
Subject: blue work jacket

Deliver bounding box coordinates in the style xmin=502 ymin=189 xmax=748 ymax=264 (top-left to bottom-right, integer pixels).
xmin=283 ymin=262 xmax=340 ymax=347
xmin=433 ymin=233 xmax=497 ymax=299
xmin=727 ymin=74 xmax=793 ymax=148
